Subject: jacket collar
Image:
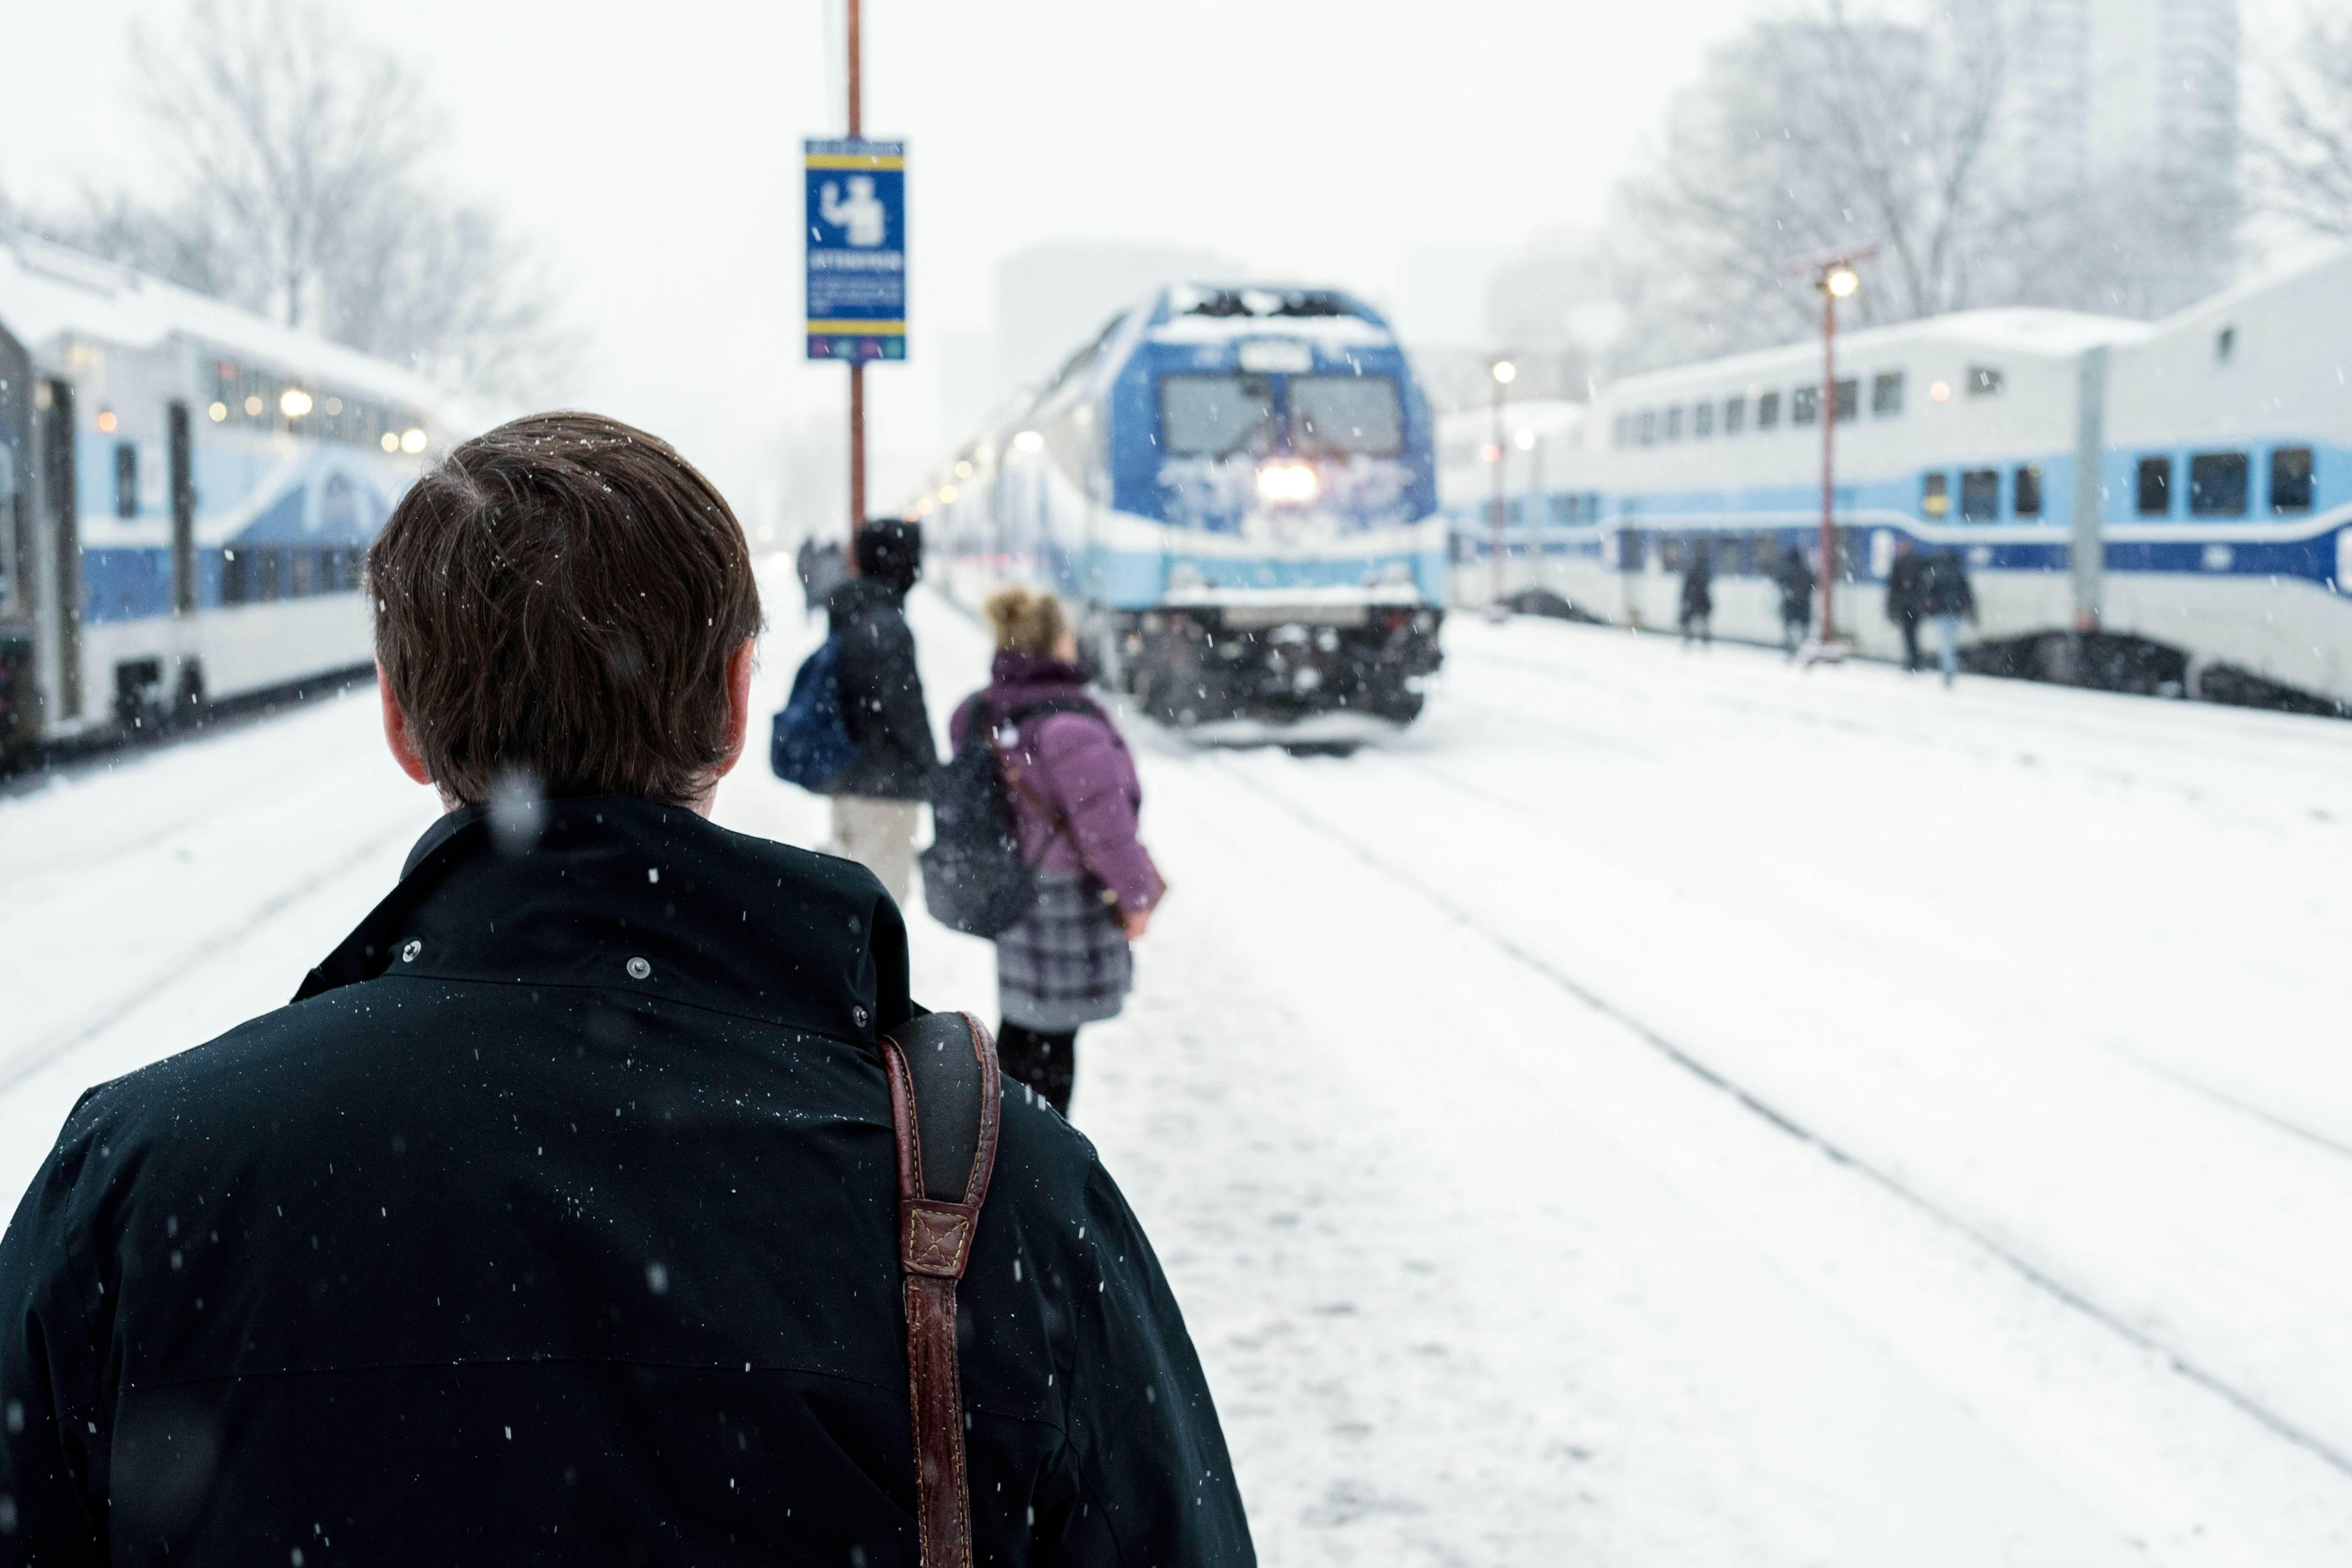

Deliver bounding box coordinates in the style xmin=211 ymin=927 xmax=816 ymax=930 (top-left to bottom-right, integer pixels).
xmin=296 ymin=795 xmax=906 ymax=1044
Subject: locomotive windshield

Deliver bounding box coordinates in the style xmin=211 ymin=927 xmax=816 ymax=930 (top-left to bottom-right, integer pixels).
xmin=1290 ymin=375 xmax=1403 ymax=456
xmin=1159 ymin=374 xmax=1276 ymax=458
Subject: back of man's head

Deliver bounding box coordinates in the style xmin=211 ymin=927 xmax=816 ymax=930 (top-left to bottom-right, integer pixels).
xmin=854 ymin=519 xmax=922 ymax=592
xmin=367 ymin=411 xmax=763 ymax=806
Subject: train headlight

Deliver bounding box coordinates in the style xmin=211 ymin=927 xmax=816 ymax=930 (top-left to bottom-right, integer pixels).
xmin=1256 ymin=462 xmax=1318 ymax=504
xmin=280 ymin=388 xmax=314 ymax=418
xmin=401 ymin=428 xmax=428 ymax=454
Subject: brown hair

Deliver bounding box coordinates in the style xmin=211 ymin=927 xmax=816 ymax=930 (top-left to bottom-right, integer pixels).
xmin=984 ymin=585 xmax=1069 ymax=657
xmin=366 ymin=411 xmax=763 ymax=806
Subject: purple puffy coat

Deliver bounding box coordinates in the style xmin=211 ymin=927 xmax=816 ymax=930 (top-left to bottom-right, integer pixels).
xmin=948 ymin=654 xmax=1161 ymax=915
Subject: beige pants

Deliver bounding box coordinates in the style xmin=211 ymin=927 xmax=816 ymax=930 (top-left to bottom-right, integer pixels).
xmin=830 ymin=796 xmax=921 ymax=905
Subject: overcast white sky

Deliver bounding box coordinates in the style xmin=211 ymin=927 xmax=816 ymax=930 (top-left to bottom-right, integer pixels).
xmin=0 ymin=0 xmax=2313 ymax=521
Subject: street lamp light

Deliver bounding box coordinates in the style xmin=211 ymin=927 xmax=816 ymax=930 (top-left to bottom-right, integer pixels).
xmin=1487 ymin=358 xmax=1517 ymax=618
xmin=1790 ymin=248 xmax=1876 ymax=657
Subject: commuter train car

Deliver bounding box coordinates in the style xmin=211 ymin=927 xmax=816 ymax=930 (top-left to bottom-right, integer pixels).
xmin=0 ymin=234 xmax=454 ymax=763
xmin=928 ymin=283 xmax=1446 ymax=727
xmin=1448 ymin=243 xmax=2352 ymax=710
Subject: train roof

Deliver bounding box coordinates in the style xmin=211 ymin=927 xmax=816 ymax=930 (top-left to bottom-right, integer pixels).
xmin=1140 ymin=282 xmax=1398 ymax=346
xmin=0 ymin=230 xmax=452 ymax=409
xmin=1602 ymin=306 xmax=2152 ymax=401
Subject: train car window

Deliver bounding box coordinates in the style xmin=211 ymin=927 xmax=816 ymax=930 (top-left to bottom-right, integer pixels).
xmin=1694 ymin=401 xmax=1714 ymax=437
xmin=1751 ymin=530 xmax=1779 ymax=568
xmin=1717 ymin=534 xmax=1748 ymax=575
xmin=1659 ymin=536 xmax=1684 ymax=573
xmin=1288 ymin=375 xmax=1403 ymax=456
xmin=2013 ymin=465 xmax=2043 ymax=518
xmin=291 ymin=548 xmax=318 ymax=597
xmin=2269 ymin=447 xmax=2314 ymax=513
xmin=114 ymin=444 xmax=138 ymax=519
xmin=1617 ymin=530 xmax=1645 ymax=574
xmin=1638 ymin=410 xmax=1657 ymax=447
xmin=1834 ymin=378 xmax=1859 ymax=421
xmin=1960 ymin=469 xmax=2000 ymax=521
xmin=2136 ymin=456 xmax=2172 ymax=517
xmin=1723 ymin=396 xmax=1746 ymax=435
xmin=256 ymin=546 xmax=283 ymax=601
xmin=1665 ymin=407 xmax=1683 ymax=441
xmin=1548 ymin=495 xmax=1576 ymax=526
xmin=2188 ymin=452 xmax=2249 ymax=517
xmin=220 ymin=548 xmax=247 ymax=606
xmin=1756 ymin=391 xmax=1780 ymax=430
xmin=1791 ymin=387 xmax=1820 ymax=426
xmin=1873 ymin=372 xmax=1905 ymax=415
xmin=1968 ymin=366 xmax=2005 ymax=396
xmin=1157 ymin=375 xmax=1275 ymax=459
xmin=1612 ymin=413 xmax=1629 ymax=448
xmin=1921 ymin=472 xmax=1949 ymax=518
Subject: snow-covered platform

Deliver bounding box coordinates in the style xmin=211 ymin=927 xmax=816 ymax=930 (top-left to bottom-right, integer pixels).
xmin=5 ymin=572 xmax=2350 ymax=1565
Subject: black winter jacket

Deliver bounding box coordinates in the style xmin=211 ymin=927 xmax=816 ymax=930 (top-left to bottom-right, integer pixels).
xmin=827 ymin=577 xmax=940 ymax=799
xmin=1923 ymin=554 xmax=1977 ymax=619
xmin=0 ymin=797 xmax=1251 ymax=1566
xmin=1884 ymin=553 xmax=1929 ymax=624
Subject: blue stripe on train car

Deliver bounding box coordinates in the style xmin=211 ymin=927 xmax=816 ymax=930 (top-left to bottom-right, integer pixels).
xmin=81 ymin=547 xmax=174 ymax=624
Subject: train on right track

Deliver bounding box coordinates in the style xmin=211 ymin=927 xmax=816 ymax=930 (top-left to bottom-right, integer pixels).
xmin=1440 ymin=242 xmax=2352 ymax=713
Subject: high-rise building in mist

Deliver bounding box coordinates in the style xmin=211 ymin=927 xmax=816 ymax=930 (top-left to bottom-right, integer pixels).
xmin=1996 ymin=0 xmax=2241 ymax=313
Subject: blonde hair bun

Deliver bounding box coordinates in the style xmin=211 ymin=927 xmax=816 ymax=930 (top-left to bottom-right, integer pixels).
xmin=985 ymin=586 xmax=1071 ymax=657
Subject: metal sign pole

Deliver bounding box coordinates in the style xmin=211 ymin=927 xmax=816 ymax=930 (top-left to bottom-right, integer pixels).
xmin=846 ymin=0 xmax=863 ymax=545
xmin=804 ymin=2 xmax=905 ymax=553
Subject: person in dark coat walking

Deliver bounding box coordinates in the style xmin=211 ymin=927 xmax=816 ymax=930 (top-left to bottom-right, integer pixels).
xmin=1678 ymin=539 xmax=1714 ymax=648
xmin=1884 ymin=536 xmax=1930 ymax=672
xmin=825 ymin=520 xmax=940 ymax=903
xmin=0 ymin=414 xmax=1251 ymax=1568
xmin=1774 ymin=543 xmax=1816 ymax=657
xmin=1923 ymin=547 xmax=1979 ymax=687
xmin=949 ymin=587 xmax=1162 ymax=1118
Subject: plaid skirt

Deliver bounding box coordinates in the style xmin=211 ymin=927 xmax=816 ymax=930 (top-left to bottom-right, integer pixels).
xmin=995 ymin=873 xmax=1132 ymax=1031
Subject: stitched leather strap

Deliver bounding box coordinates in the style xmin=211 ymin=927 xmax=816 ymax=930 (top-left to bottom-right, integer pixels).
xmin=879 ymin=1013 xmax=1001 ymax=1568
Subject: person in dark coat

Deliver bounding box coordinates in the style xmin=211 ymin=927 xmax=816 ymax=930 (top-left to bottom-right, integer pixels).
xmin=1884 ymin=536 xmax=1930 ymax=672
xmin=1774 ymin=543 xmax=1816 ymax=657
xmin=825 ymin=520 xmax=940 ymax=903
xmin=1678 ymin=539 xmax=1714 ymax=649
xmin=0 ymin=414 xmax=1251 ymax=1568
xmin=1923 ymin=547 xmax=1979 ymax=687
xmin=949 ymin=587 xmax=1162 ymax=1118
xmin=799 ymin=536 xmax=849 ymax=621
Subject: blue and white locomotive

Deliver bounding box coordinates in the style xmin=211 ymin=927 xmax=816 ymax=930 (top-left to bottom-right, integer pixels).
xmin=1448 ymin=243 xmax=2352 ymax=710
xmin=930 ymin=284 xmax=1446 ymax=727
xmin=0 ymin=234 xmax=454 ymax=761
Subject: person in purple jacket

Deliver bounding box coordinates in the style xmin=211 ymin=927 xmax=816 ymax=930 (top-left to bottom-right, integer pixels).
xmin=950 ymin=587 xmax=1164 ymax=1116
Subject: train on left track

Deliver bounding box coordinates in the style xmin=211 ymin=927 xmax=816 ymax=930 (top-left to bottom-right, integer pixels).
xmin=919 ymin=283 xmax=1447 ymax=732
xmin=0 ymin=233 xmax=456 ymax=764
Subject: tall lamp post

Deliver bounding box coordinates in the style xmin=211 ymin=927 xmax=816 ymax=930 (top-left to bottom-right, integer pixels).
xmin=1801 ymin=249 xmax=1874 ymax=649
xmin=844 ymin=0 xmax=866 ymax=541
xmin=1488 ymin=357 xmax=1516 ymax=618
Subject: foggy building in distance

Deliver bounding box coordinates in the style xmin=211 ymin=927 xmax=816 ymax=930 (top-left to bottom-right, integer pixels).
xmin=936 ymin=239 xmax=1240 ymax=444
xmin=1997 ymin=0 xmax=2241 ymax=313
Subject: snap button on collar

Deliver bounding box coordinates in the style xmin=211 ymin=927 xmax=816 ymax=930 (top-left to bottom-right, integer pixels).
xmin=400 ymin=939 xmax=422 ymax=963
xmin=626 ymin=956 xmax=652 ymax=981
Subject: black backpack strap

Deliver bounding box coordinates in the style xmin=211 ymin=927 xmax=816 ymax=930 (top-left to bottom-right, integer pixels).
xmin=878 ymin=1012 xmax=1002 ymax=1568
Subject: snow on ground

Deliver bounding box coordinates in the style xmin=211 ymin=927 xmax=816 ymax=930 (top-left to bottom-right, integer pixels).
xmin=5 ymin=567 xmax=2352 ymax=1564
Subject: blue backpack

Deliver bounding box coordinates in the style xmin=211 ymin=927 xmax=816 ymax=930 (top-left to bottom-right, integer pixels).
xmin=770 ymin=636 xmax=860 ymax=791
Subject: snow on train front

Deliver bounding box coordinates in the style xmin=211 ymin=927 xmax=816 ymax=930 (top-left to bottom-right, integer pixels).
xmin=933 ymin=283 xmax=1446 ymax=731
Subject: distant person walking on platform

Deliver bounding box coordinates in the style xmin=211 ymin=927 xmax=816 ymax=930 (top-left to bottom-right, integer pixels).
xmin=951 ymin=588 xmax=1163 ymax=1118
xmin=1924 ymin=547 xmax=1978 ymax=688
xmin=1775 ymin=543 xmax=1816 ymax=658
xmin=1885 ymin=536 xmax=1929 ymax=672
xmin=1678 ymin=540 xmax=1714 ymax=649
xmin=825 ymin=520 xmax=938 ymax=902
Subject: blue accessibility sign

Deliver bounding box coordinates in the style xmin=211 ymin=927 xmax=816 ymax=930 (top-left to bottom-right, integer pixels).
xmin=805 ymin=138 xmax=906 ymax=363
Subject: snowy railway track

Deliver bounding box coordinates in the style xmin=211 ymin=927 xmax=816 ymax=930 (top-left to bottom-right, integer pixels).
xmin=0 ymin=815 xmax=420 ymax=1096
xmin=1206 ymin=751 xmax=2352 ymax=1483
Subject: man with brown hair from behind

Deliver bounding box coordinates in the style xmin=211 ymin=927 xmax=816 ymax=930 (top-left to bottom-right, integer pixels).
xmin=0 ymin=412 xmax=1253 ymax=1567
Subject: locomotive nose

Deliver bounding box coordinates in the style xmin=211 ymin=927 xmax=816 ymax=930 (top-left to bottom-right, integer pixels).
xmin=1255 ymin=460 xmax=1318 ymax=504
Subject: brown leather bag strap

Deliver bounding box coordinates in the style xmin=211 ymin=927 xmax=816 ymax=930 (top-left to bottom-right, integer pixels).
xmin=878 ymin=1011 xmax=1002 ymax=1568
